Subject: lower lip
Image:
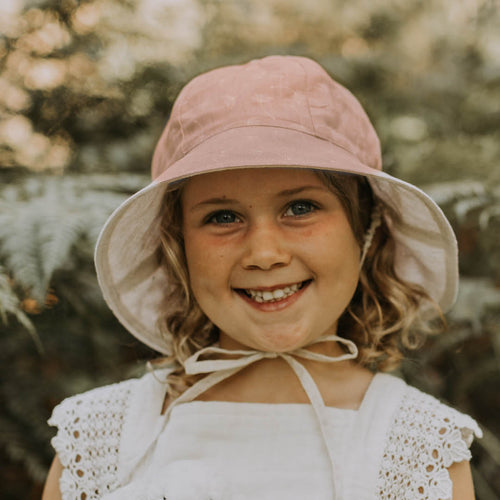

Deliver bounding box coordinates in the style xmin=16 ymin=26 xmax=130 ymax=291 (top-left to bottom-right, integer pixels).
xmin=235 ymin=281 xmax=311 ymax=312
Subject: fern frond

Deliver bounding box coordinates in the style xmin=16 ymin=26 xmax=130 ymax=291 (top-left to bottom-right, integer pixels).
xmin=0 ymin=174 xmax=148 ymax=304
xmin=0 ymin=267 xmax=40 ymax=351
xmin=479 ymin=203 xmax=500 ymax=230
xmin=0 ymin=195 xmax=79 ymax=301
xmin=454 ymin=196 xmax=490 ymax=223
xmin=422 ymin=180 xmax=486 ymax=206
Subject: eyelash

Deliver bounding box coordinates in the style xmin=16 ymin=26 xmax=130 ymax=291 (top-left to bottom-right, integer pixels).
xmin=283 ymin=200 xmax=319 ymax=217
xmin=204 ymin=200 xmax=319 ymax=226
xmin=205 ymin=210 xmax=241 ymax=225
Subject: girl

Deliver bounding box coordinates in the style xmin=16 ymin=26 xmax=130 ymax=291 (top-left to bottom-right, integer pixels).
xmin=43 ymin=55 xmax=481 ymax=500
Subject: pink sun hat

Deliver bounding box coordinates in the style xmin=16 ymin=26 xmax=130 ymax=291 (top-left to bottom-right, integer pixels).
xmin=95 ymin=55 xmax=458 ymax=354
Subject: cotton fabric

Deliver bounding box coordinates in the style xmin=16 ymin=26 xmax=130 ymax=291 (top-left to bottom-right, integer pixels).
xmin=49 ymin=371 xmax=481 ymax=500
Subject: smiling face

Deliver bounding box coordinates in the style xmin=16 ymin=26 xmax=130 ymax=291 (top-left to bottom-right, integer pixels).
xmin=181 ymin=168 xmax=361 ymax=352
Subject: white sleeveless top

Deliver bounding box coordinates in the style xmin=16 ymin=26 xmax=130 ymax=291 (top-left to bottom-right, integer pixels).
xmin=49 ymin=372 xmax=481 ymax=500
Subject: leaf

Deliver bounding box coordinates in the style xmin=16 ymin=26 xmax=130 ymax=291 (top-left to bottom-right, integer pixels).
xmin=0 ymin=267 xmax=41 ymax=352
xmin=0 ymin=174 xmax=148 ymax=303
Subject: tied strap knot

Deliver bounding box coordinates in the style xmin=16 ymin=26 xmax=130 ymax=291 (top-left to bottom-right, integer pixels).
xmin=183 ymin=334 xmax=358 ymax=377
xmin=184 ymin=348 xmax=280 ymax=375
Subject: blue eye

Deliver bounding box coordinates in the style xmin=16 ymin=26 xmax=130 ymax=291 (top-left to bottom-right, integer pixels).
xmin=207 ymin=210 xmax=240 ymax=224
xmin=284 ymin=200 xmax=317 ymax=217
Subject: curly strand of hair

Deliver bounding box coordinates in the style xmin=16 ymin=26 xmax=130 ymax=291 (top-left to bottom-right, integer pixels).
xmin=343 ymin=214 xmax=444 ymax=372
xmin=153 ymin=183 xmax=217 ymax=402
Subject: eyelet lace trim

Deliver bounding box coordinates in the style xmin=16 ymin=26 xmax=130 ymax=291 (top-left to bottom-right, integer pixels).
xmin=49 ymin=380 xmax=134 ymax=500
xmin=376 ymin=386 xmax=481 ymax=500
xmin=49 ymin=378 xmax=481 ymax=499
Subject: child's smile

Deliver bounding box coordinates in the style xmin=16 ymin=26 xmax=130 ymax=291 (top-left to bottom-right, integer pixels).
xmin=182 ymin=168 xmax=361 ymax=353
xmin=235 ymin=279 xmax=312 ymax=310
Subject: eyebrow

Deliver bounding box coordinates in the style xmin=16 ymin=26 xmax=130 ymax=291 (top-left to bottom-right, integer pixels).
xmin=189 ymin=197 xmax=240 ymax=211
xmin=189 ymin=185 xmax=327 ymax=211
xmin=276 ymin=185 xmax=327 ymax=197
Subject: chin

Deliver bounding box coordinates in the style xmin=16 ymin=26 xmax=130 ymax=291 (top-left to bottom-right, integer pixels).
xmin=255 ymin=329 xmax=311 ymax=353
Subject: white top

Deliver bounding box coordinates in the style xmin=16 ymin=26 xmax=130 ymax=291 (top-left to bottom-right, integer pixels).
xmin=49 ymin=371 xmax=481 ymax=500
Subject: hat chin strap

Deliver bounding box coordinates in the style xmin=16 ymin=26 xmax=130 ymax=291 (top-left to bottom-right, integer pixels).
xmin=359 ymin=203 xmax=382 ymax=269
xmin=106 ymin=335 xmax=358 ymax=499
xmin=164 ymin=334 xmax=359 ymax=500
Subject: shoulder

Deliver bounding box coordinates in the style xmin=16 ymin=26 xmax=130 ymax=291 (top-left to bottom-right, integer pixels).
xmin=396 ymin=382 xmax=482 ymax=455
xmin=48 ymin=370 xmax=167 ymax=500
xmin=49 ymin=376 xmax=139 ymax=429
xmin=377 ymin=375 xmax=482 ymax=500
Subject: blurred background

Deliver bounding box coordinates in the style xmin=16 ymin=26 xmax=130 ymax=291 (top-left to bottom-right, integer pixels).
xmin=0 ymin=0 xmax=499 ymax=498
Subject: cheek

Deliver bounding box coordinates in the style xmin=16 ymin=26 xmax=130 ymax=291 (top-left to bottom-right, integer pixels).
xmin=183 ymin=231 xmax=207 ymax=287
xmin=312 ymin=221 xmax=361 ymax=296
xmin=310 ymin=218 xmax=360 ymax=261
xmin=183 ymin=232 xmax=230 ymax=293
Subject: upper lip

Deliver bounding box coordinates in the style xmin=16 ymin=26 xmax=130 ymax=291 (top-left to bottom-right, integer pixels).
xmin=234 ymin=280 xmax=310 ymax=291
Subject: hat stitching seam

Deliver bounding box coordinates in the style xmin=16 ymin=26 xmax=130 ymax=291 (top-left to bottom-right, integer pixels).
xmin=296 ymin=58 xmax=318 ymax=136
xmin=167 ymin=123 xmax=369 ymax=170
xmin=177 ymin=88 xmax=187 ymax=155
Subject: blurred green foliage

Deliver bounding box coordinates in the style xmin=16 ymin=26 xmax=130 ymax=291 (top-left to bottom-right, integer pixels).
xmin=0 ymin=0 xmax=499 ymax=498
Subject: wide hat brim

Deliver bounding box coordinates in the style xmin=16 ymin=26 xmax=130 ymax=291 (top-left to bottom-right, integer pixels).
xmin=95 ymin=125 xmax=458 ymax=354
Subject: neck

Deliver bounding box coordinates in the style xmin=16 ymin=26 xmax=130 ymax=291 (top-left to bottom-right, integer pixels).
xmin=195 ymin=335 xmax=373 ymax=409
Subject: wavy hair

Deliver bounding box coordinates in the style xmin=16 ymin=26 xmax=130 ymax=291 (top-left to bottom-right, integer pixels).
xmin=155 ymin=170 xmax=444 ymax=399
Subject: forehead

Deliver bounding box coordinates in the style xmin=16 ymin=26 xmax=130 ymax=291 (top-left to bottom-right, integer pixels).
xmin=182 ymin=167 xmax=325 ymax=201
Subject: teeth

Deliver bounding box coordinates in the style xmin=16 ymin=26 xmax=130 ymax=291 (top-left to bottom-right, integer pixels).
xmin=245 ymin=282 xmax=304 ymax=303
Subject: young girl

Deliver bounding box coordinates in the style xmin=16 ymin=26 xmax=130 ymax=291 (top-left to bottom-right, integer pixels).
xmin=43 ymin=55 xmax=481 ymax=500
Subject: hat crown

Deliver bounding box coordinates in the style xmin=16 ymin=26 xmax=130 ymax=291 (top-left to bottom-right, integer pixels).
xmin=152 ymin=56 xmax=381 ymax=180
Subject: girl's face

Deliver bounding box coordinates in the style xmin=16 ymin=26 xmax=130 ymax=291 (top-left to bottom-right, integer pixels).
xmin=182 ymin=168 xmax=361 ymax=352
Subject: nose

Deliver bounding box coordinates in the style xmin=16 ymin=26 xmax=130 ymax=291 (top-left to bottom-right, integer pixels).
xmin=240 ymin=221 xmax=291 ymax=270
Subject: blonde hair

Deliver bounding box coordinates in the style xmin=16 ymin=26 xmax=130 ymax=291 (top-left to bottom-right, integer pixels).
xmin=156 ymin=171 xmax=443 ymax=399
